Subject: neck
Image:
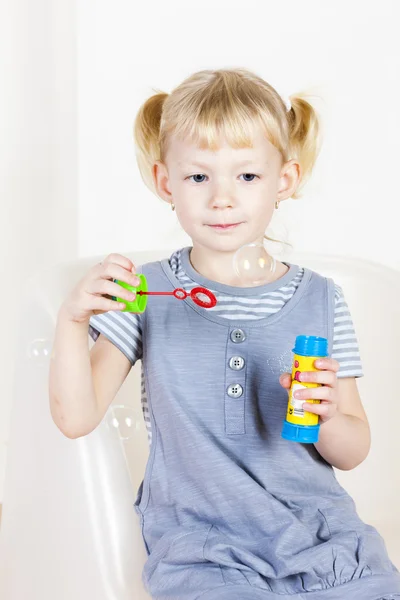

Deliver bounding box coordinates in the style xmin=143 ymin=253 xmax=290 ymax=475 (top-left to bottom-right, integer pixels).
xmin=188 ymin=243 xmax=289 ymax=288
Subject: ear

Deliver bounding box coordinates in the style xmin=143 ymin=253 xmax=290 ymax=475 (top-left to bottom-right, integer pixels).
xmin=153 ymin=160 xmax=173 ymax=205
xmin=277 ymin=159 xmax=301 ymax=202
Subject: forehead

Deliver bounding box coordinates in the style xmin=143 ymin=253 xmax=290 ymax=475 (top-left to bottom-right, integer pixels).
xmin=167 ymin=128 xmax=280 ymax=166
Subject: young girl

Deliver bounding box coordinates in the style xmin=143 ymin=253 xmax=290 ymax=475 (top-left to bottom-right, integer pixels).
xmin=49 ymin=68 xmax=400 ymax=599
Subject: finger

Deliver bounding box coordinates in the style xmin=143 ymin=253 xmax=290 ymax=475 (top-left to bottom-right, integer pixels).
xmin=314 ymin=357 xmax=340 ymax=373
xmin=97 ymin=263 xmax=141 ymax=287
xmin=102 ymin=253 xmax=136 ymax=272
xmin=293 ymin=386 xmax=333 ymax=401
xmin=89 ymin=280 xmax=137 ymax=302
xmin=297 ymin=371 xmax=336 ymax=386
xmin=91 ymin=296 xmax=126 ymax=314
xmin=279 ymin=373 xmax=292 ymax=388
xmin=302 ymin=400 xmax=331 ymax=417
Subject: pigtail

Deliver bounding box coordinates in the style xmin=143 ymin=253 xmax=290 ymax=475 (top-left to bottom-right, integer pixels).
xmin=286 ymin=93 xmax=323 ymax=200
xmin=133 ymin=89 xmax=168 ymax=195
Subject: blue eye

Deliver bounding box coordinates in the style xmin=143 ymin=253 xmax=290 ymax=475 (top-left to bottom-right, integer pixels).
xmin=240 ymin=173 xmax=259 ymax=182
xmin=185 ymin=173 xmax=260 ymax=183
xmin=187 ymin=174 xmax=207 ymax=183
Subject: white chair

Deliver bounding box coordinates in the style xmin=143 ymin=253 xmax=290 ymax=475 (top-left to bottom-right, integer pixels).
xmin=0 ymin=248 xmax=399 ymax=600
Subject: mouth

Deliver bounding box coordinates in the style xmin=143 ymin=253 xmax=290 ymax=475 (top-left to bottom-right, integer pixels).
xmin=207 ymin=222 xmax=243 ymax=230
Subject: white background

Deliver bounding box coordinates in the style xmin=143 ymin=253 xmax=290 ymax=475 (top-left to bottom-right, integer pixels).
xmin=1 ymin=0 xmax=399 ymax=501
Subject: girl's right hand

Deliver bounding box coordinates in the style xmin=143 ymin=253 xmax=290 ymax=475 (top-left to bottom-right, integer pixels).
xmin=61 ymin=253 xmax=142 ymax=323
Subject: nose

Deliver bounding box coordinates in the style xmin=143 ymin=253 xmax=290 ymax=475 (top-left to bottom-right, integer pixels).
xmin=209 ymin=178 xmax=236 ymax=209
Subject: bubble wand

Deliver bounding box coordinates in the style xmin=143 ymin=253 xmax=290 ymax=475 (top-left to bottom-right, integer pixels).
xmin=112 ymin=275 xmax=217 ymax=313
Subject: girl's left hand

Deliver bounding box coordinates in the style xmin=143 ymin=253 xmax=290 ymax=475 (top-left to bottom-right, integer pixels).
xmin=279 ymin=358 xmax=340 ymax=423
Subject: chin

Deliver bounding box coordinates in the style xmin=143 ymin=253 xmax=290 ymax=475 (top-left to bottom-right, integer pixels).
xmin=202 ymin=238 xmax=247 ymax=254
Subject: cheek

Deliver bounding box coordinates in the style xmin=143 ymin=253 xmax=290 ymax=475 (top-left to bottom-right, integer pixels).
xmin=175 ymin=204 xmax=203 ymax=234
xmin=251 ymin=195 xmax=275 ymax=219
xmin=175 ymin=189 xmax=202 ymax=217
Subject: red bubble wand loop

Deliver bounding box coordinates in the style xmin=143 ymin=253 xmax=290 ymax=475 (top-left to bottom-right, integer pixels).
xmin=137 ymin=286 xmax=217 ymax=308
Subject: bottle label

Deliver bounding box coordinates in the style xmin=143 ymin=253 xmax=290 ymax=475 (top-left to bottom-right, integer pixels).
xmin=286 ymin=353 xmax=322 ymax=426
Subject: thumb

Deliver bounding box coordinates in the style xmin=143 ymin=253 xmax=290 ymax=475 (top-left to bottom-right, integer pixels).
xmin=279 ymin=372 xmax=292 ymax=389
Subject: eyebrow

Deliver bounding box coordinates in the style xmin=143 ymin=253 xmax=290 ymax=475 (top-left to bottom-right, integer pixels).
xmin=177 ymin=159 xmax=267 ymax=169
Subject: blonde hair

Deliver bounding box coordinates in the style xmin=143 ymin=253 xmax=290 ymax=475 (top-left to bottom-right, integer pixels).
xmin=133 ymin=68 xmax=323 ymax=247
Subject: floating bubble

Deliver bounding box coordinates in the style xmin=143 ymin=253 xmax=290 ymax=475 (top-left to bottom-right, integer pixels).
xmin=104 ymin=405 xmax=143 ymax=441
xmin=233 ymin=242 xmax=277 ymax=286
xmin=27 ymin=338 xmax=53 ymax=364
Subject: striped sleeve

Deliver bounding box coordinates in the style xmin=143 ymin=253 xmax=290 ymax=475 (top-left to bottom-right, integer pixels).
xmin=332 ymin=284 xmax=364 ymax=378
xmin=88 ymin=310 xmax=143 ymax=366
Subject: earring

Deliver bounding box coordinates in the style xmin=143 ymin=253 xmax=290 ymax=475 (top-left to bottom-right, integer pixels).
xmin=171 ymin=202 xmax=175 ymax=211
xmin=275 ymin=200 xmax=280 ymax=209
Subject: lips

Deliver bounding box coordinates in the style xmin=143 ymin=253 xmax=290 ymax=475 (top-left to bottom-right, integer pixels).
xmin=208 ymin=222 xmax=242 ymax=229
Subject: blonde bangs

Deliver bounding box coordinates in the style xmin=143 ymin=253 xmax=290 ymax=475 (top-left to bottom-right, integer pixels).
xmin=167 ymin=102 xmax=279 ymax=154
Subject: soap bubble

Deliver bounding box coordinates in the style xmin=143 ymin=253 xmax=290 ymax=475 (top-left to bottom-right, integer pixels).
xmin=27 ymin=338 xmax=53 ymax=365
xmin=233 ymin=242 xmax=276 ymax=285
xmin=104 ymin=405 xmax=143 ymax=441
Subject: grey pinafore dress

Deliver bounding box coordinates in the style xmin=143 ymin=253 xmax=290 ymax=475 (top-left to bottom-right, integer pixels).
xmin=133 ymin=257 xmax=400 ymax=600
